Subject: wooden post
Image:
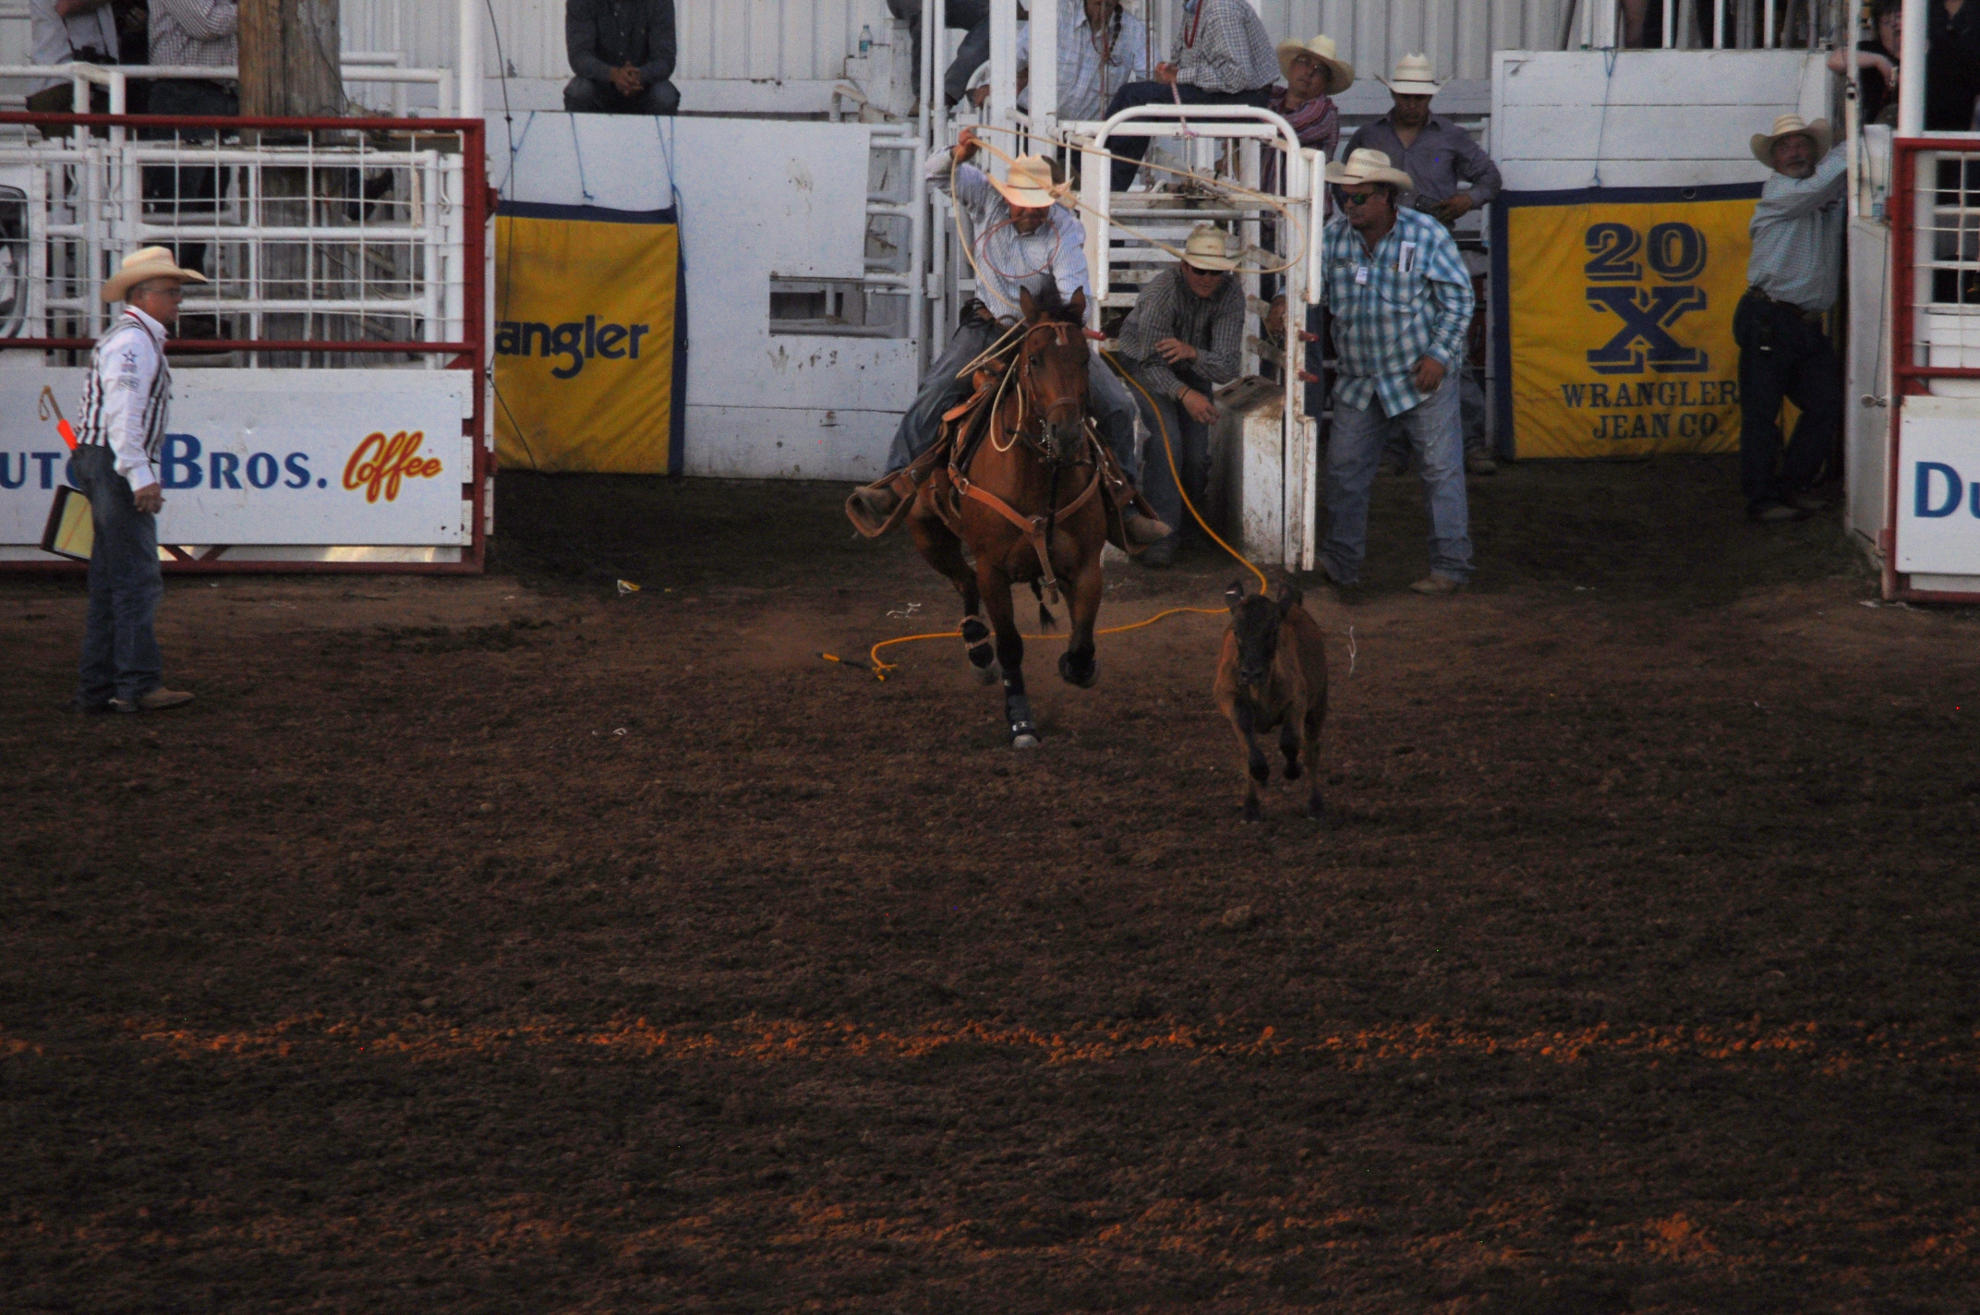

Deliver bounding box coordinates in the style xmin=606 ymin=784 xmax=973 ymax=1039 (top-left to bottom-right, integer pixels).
xmin=238 ymin=0 xmax=346 ymax=362
xmin=238 ymin=0 xmax=343 ymax=119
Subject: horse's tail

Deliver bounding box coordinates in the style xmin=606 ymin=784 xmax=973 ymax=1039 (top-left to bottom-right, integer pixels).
xmin=1029 ymin=579 xmax=1057 ymax=630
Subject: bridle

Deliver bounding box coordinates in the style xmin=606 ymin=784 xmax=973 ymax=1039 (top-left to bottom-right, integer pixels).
xmin=1010 ymin=317 xmax=1091 ymax=462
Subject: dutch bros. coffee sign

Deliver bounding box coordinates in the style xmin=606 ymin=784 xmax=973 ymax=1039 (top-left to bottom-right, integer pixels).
xmin=1896 ymin=397 xmax=1980 ymax=577
xmin=0 ymin=369 xmax=473 ymax=553
xmin=1494 ymin=184 xmax=1763 ymax=459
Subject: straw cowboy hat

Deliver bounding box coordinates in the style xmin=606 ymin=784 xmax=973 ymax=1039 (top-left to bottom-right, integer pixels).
xmin=1380 ymin=52 xmax=1442 ymax=96
xmin=1181 ymin=224 xmax=1239 ymax=272
xmin=1276 ymin=34 xmax=1355 ymax=95
xmin=990 ymin=155 xmax=1063 ymax=209
xmin=1750 ymin=113 xmax=1832 ymax=167
xmin=101 ymin=246 xmax=207 ymax=304
xmin=1324 ymin=147 xmax=1415 ymax=192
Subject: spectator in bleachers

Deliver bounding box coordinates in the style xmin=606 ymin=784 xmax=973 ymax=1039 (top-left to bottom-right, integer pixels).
xmin=887 ymin=0 xmax=998 ymax=109
xmin=1102 ymin=0 xmax=1280 ymax=193
xmin=147 ymin=0 xmax=237 ymax=280
xmin=1924 ymin=0 xmax=1980 ymax=130
xmin=1268 ymin=34 xmax=1351 ymax=179
xmin=564 ymin=0 xmax=680 ymax=115
xmin=26 ymin=0 xmax=120 ymax=116
xmin=1002 ymin=0 xmax=1148 ymax=122
xmin=1829 ymin=0 xmax=1903 ymax=126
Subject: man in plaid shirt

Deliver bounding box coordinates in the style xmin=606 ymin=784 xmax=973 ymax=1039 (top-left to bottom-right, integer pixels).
xmin=1319 ymin=149 xmax=1475 ymax=595
xmin=1103 ymin=0 xmax=1279 ymax=192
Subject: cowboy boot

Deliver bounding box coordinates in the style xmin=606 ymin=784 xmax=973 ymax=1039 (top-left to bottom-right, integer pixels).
xmin=845 ymin=466 xmax=922 ymax=536
xmin=1091 ymin=445 xmax=1172 ymax=551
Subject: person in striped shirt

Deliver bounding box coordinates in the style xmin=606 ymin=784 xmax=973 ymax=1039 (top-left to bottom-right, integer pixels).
xmin=1010 ymin=0 xmax=1151 ymax=123
xmin=1103 ymin=0 xmax=1280 ymax=193
xmin=69 ymin=247 xmax=206 ymax=714
xmin=1114 ymin=224 xmax=1247 ymax=567
xmin=1318 ymin=150 xmax=1475 ymax=596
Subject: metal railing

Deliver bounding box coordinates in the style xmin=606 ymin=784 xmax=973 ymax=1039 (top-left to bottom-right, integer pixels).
xmin=0 ymin=112 xmax=482 ymax=365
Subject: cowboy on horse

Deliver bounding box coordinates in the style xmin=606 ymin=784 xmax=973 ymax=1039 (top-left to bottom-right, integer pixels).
xmin=844 ymin=127 xmax=1171 ymax=550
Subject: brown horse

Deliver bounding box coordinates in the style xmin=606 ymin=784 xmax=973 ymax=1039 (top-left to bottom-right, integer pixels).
xmin=907 ymin=285 xmax=1111 ymax=748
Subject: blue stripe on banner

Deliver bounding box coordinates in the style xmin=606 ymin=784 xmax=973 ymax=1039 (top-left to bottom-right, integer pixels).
xmin=1495 ymin=182 xmax=1764 ymax=209
xmin=496 ymin=201 xmax=679 ymax=225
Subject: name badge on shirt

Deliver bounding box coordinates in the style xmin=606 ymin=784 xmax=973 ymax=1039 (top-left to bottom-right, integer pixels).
xmin=1354 ymin=266 xmax=1370 ymax=286
xmin=1397 ymin=241 xmax=1418 ymax=273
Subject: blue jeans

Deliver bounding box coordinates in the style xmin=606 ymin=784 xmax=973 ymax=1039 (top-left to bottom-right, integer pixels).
xmin=1323 ymin=375 xmax=1473 ymax=584
xmin=1129 ymin=370 xmax=1209 ymax=548
xmin=69 ymin=444 xmax=163 ymax=706
xmin=888 ymin=317 xmax=1141 ymax=481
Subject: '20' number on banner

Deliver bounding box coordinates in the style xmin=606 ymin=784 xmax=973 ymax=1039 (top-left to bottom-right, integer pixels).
xmin=1583 ymin=221 xmax=1708 ymax=376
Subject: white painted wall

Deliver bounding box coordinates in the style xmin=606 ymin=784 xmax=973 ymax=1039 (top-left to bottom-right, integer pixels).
xmin=498 ymin=114 xmax=918 ymax=481
xmin=1490 ymin=48 xmax=1832 ymax=190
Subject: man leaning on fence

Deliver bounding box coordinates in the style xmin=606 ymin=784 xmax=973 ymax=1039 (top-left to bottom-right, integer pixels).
xmin=564 ymin=0 xmax=680 ymax=116
xmin=1736 ymin=113 xmax=1846 ymax=524
xmin=69 ymin=248 xmax=205 ymax=716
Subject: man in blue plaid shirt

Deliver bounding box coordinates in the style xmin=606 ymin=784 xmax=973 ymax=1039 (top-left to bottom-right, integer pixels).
xmin=1319 ymin=149 xmax=1475 ymax=595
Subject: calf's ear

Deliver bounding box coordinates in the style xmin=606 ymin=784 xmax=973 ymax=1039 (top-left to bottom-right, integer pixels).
xmin=1275 ymin=578 xmax=1302 ymax=616
xmin=1224 ymin=581 xmax=1246 ymax=614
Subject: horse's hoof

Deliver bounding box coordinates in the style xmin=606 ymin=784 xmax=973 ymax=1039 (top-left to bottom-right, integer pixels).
xmin=1010 ymin=722 xmax=1041 ymax=749
xmin=1058 ymin=653 xmax=1097 ymax=689
xmin=975 ymin=661 xmax=1002 ymax=685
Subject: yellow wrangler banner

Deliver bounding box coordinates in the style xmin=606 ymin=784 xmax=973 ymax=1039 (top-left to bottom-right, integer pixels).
xmin=1490 ymin=184 xmax=1763 ymax=459
xmin=494 ymin=203 xmax=684 ymax=474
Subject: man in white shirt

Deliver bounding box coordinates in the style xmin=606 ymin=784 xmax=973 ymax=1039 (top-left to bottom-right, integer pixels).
xmin=26 ymin=0 xmax=120 ymax=115
xmin=69 ymin=247 xmax=207 ymax=714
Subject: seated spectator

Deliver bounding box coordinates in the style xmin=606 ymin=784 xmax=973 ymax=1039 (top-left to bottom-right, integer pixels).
xmin=1925 ymin=0 xmax=1980 ymax=131
xmin=1828 ymin=0 xmax=1901 ymax=126
xmin=565 ymin=0 xmax=680 ymax=116
xmin=1103 ymin=0 xmax=1280 ymax=193
xmin=1267 ymin=33 xmax=1351 ymax=191
xmin=1006 ymin=0 xmax=1148 ymax=122
xmin=27 ymin=0 xmax=121 ymax=117
xmin=886 ymin=0 xmax=1000 ymax=109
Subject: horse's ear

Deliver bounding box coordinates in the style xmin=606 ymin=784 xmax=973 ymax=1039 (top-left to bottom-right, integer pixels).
xmin=1067 ymin=288 xmax=1087 ymax=322
xmin=1225 ymin=581 xmax=1246 ymax=614
xmin=1275 ymin=578 xmax=1302 ymax=616
xmin=1019 ymin=285 xmax=1037 ymax=320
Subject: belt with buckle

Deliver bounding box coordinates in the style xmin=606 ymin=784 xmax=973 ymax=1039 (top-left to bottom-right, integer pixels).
xmin=1745 ymin=286 xmax=1825 ymax=324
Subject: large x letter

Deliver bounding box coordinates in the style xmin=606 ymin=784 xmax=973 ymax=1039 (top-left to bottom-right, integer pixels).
xmin=1585 ymin=286 xmax=1709 ymax=375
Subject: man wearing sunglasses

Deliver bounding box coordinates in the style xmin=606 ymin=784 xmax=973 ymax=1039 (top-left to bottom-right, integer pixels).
xmin=1318 ymin=149 xmax=1475 ymax=596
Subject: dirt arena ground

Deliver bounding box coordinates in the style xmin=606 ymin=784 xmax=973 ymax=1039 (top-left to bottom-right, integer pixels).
xmin=4 ymin=457 xmax=1978 ymax=1313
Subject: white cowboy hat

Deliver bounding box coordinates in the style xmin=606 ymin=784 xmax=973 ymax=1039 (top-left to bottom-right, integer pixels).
xmin=1276 ymin=35 xmax=1354 ymax=95
xmin=990 ymin=155 xmax=1062 ymax=209
xmin=1750 ymin=113 xmax=1832 ymax=167
xmin=1323 ymin=147 xmax=1415 ymax=193
xmin=101 ymin=245 xmax=207 ymax=304
xmin=1380 ymin=52 xmax=1442 ymax=97
xmin=1181 ymin=224 xmax=1238 ymax=272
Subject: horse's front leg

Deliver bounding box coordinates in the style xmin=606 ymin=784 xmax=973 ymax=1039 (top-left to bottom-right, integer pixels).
xmin=1057 ymin=544 xmax=1102 ymax=689
xmin=910 ymin=509 xmax=997 ymax=683
xmin=977 ymin=563 xmax=1036 ymax=748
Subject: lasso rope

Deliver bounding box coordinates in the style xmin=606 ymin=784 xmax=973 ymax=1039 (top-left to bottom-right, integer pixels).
xmin=839 ymin=351 xmax=1269 ymax=681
